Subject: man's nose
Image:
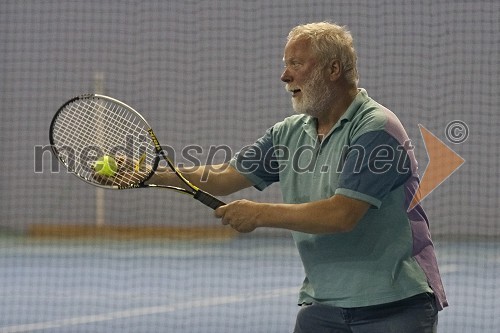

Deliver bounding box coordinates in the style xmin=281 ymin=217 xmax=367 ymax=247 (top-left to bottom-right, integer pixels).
xmin=280 ymin=68 xmax=292 ymax=83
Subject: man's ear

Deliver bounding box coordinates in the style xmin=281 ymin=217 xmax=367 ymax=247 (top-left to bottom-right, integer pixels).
xmin=329 ymin=59 xmax=342 ymax=81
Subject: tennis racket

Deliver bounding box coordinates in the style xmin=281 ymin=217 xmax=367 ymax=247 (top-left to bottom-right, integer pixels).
xmin=49 ymin=93 xmax=225 ymax=210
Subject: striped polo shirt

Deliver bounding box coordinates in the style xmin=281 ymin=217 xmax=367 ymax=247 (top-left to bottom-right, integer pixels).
xmin=230 ymin=88 xmax=448 ymax=310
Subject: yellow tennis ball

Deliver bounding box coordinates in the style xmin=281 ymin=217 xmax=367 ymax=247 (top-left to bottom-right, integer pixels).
xmin=94 ymin=155 xmax=117 ymax=177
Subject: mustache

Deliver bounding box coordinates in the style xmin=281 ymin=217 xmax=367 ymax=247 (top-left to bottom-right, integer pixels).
xmin=285 ymin=84 xmax=299 ymax=92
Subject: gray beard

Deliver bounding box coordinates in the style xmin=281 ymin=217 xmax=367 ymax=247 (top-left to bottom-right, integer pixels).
xmin=291 ymin=70 xmax=332 ymax=117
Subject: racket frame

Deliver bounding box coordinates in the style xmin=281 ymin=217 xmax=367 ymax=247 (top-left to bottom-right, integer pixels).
xmin=50 ymin=93 xmax=225 ymax=209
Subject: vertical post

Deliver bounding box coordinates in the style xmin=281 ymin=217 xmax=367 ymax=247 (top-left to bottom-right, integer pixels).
xmin=94 ymin=72 xmax=105 ymax=227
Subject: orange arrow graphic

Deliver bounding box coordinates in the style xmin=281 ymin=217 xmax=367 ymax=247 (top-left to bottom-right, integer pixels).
xmin=408 ymin=124 xmax=465 ymax=211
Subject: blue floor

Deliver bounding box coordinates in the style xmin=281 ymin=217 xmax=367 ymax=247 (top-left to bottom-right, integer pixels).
xmin=0 ymin=236 xmax=498 ymax=332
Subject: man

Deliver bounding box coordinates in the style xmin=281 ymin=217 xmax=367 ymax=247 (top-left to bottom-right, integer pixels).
xmin=151 ymin=22 xmax=447 ymax=332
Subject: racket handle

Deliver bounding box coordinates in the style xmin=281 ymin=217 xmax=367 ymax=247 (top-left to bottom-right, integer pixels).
xmin=194 ymin=190 xmax=226 ymax=210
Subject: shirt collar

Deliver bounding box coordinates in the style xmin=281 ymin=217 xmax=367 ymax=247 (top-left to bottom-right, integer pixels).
xmin=340 ymin=88 xmax=368 ymax=123
xmin=302 ymin=88 xmax=369 ymax=139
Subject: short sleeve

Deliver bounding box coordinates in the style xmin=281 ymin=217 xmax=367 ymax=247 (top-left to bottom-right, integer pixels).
xmin=335 ymin=130 xmax=412 ymax=208
xmin=229 ymin=127 xmax=280 ymax=190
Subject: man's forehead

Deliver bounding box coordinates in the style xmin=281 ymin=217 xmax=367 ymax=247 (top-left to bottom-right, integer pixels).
xmin=283 ymin=37 xmax=314 ymax=61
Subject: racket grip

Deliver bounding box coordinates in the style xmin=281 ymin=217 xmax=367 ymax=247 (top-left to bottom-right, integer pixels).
xmin=194 ymin=190 xmax=226 ymax=210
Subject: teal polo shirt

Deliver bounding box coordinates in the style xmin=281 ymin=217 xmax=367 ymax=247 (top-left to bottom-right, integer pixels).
xmin=229 ymin=89 xmax=448 ymax=310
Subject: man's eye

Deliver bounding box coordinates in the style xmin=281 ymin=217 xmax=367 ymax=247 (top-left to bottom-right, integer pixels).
xmin=285 ymin=62 xmax=301 ymax=69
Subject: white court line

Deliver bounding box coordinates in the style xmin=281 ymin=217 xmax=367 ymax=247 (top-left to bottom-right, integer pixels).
xmin=0 ymin=287 xmax=299 ymax=333
xmin=1 ymin=245 xmax=299 ymax=258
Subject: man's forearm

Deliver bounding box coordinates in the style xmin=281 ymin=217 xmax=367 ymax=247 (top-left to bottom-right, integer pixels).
xmin=147 ymin=163 xmax=252 ymax=196
xmin=216 ymin=194 xmax=371 ymax=234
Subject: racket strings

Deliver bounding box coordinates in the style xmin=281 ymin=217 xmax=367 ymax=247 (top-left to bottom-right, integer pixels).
xmin=52 ymin=97 xmax=157 ymax=188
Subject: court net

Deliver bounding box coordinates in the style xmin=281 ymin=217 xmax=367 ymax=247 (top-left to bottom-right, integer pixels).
xmin=1 ymin=1 xmax=498 ymax=332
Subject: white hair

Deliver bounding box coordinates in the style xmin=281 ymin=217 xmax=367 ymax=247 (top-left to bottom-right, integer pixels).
xmin=287 ymin=22 xmax=359 ymax=86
